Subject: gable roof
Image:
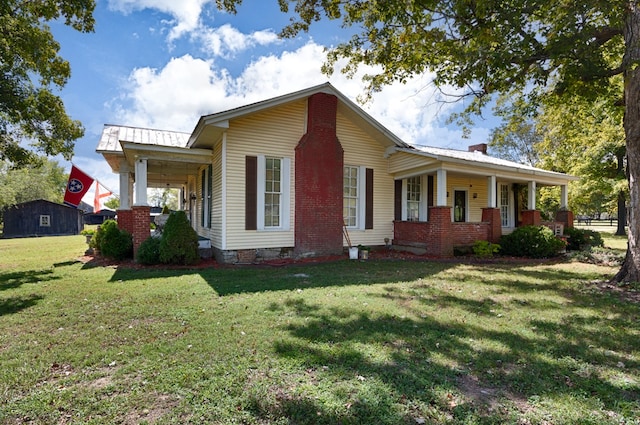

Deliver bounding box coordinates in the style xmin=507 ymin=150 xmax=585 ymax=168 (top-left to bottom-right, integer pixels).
xmin=188 ymin=82 xmax=412 ymax=150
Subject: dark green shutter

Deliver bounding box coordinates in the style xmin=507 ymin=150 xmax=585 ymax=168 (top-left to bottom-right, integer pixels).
xmin=245 ymin=156 xmax=257 ymax=230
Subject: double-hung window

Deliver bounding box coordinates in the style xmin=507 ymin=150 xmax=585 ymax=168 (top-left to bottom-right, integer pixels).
xmin=264 ymin=157 xmax=281 ymax=228
xmin=254 ymin=155 xmax=290 ymax=231
xmin=406 ymin=176 xmax=421 ymax=221
xmin=343 ymin=166 xmax=359 ymax=228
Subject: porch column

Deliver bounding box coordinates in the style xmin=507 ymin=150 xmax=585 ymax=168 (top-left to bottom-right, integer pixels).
xmin=560 ymin=184 xmax=568 ymax=209
xmin=487 ymin=175 xmax=497 ymax=208
xmin=118 ymin=162 xmax=132 ymax=210
xmin=528 ymin=180 xmax=536 ymax=210
xmin=436 ymin=169 xmax=447 ymax=206
xmin=134 ymin=157 xmax=148 ymax=206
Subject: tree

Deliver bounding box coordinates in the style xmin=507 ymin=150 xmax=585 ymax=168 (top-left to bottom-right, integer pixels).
xmin=1 ymin=1 xmax=95 ymax=167
xmin=491 ymin=94 xmax=628 ymax=235
xmin=0 ymin=159 xmax=68 ymax=228
xmin=217 ymin=0 xmax=640 ymax=282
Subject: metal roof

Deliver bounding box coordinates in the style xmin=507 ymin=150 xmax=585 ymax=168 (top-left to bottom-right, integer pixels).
xmin=96 ymin=124 xmax=191 ymax=153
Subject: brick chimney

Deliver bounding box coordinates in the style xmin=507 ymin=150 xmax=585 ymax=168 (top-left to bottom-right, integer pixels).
xmin=468 ymin=143 xmax=488 ymax=154
xmin=294 ymin=93 xmax=344 ymax=257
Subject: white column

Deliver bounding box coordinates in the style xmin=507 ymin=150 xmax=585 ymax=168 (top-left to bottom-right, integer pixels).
xmin=134 ymin=157 xmax=148 ymax=206
xmin=528 ymin=180 xmax=536 ymax=210
xmin=119 ymin=172 xmax=131 ymax=210
xmin=436 ymin=169 xmax=447 ymax=206
xmin=487 ymin=175 xmax=497 ymax=208
xmin=560 ymin=184 xmax=568 ymax=209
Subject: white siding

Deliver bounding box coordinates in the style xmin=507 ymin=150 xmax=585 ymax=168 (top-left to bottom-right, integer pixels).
xmin=224 ymin=101 xmax=305 ymax=250
xmin=339 ymin=112 xmax=394 ymax=248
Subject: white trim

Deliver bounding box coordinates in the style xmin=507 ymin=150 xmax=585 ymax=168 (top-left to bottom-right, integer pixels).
xmin=528 ymin=181 xmax=537 ymax=210
xmin=420 ymin=175 xmax=428 ymax=221
xmin=487 ymin=175 xmax=497 ymax=208
xmin=498 ymin=182 xmax=514 ymax=228
xmin=257 ymin=155 xmax=291 ymax=231
xmin=401 ymin=179 xmax=408 ymax=221
xmin=221 ymin=134 xmax=227 ymax=249
xmin=452 ymin=188 xmax=469 ymax=222
xmin=436 ymin=169 xmax=447 ymax=206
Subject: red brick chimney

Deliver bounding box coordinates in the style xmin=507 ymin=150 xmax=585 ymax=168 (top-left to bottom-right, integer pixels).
xmin=468 ymin=143 xmax=488 ymax=154
xmin=294 ymin=93 xmax=344 ymax=257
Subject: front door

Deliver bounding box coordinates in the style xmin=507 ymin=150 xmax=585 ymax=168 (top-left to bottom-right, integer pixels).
xmin=454 ymin=190 xmax=467 ymax=222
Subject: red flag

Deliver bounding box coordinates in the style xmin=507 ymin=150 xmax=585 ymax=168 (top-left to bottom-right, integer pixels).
xmin=64 ymin=165 xmax=94 ymax=208
xmin=93 ymin=181 xmax=112 ymax=213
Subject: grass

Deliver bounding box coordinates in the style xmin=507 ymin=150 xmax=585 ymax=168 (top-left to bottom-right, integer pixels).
xmin=1 ymin=235 xmax=639 ymax=424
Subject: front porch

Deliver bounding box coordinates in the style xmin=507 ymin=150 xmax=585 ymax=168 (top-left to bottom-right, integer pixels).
xmin=393 ymin=206 xmax=574 ymax=257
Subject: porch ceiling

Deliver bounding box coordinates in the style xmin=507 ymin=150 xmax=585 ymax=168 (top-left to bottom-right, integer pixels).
xmin=120 ymin=142 xmax=212 ymax=188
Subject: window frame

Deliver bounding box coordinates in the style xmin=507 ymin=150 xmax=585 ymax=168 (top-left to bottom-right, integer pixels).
xmin=257 ymin=155 xmax=290 ymax=231
xmin=39 ymin=215 xmax=51 ymax=227
xmin=343 ymin=165 xmax=367 ymax=230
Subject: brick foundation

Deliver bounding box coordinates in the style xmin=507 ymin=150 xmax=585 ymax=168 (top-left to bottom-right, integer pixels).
xmin=294 ymin=92 xmax=344 ymax=257
xmin=393 ymin=206 xmax=454 ymax=257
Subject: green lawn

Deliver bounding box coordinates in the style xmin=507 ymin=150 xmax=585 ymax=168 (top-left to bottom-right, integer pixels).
xmin=1 ymin=236 xmax=638 ymax=424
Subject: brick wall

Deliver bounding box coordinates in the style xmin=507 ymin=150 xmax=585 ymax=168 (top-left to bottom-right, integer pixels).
xmin=393 ymin=206 xmax=454 ymax=257
xmin=131 ymin=206 xmax=150 ymax=258
xmin=117 ymin=209 xmax=133 ymax=235
xmin=451 ymin=222 xmax=490 ymax=246
xmin=481 ymin=208 xmax=502 ymax=243
xmin=521 ymin=209 xmax=541 ymax=226
xmin=294 ymin=93 xmax=345 ymax=257
xmin=555 ymin=209 xmax=574 ymax=229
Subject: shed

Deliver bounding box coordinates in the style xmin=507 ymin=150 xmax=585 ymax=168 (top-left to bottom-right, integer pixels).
xmin=2 ymin=199 xmax=84 ymax=238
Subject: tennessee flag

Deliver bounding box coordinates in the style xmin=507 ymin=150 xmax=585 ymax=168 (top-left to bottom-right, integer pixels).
xmin=93 ymin=181 xmax=112 ymax=212
xmin=64 ymin=165 xmax=94 ymax=208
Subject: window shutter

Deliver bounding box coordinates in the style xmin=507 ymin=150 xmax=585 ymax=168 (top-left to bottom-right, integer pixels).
xmin=245 ymin=156 xmax=257 ymax=230
xmin=365 ymin=168 xmax=374 ymax=229
xmin=394 ymin=179 xmax=402 ymax=221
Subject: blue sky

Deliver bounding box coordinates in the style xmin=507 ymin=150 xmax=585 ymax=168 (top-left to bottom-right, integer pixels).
xmin=50 ymin=0 xmax=494 ymax=194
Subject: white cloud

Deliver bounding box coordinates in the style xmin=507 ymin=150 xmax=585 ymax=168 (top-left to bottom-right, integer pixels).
xmin=195 ymin=24 xmax=280 ymax=57
xmin=110 ymin=39 xmax=491 ymax=149
xmin=107 ymin=0 xmax=210 ymax=40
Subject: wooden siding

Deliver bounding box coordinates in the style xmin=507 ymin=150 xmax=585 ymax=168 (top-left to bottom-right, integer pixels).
xmin=388 ymin=151 xmax=437 ymax=175
xmin=443 ymin=174 xmax=489 ymax=223
xmin=2 ymin=200 xmax=83 ymax=238
xmin=223 ymin=100 xmax=305 ymax=250
xmin=339 ymin=113 xmax=395 ymax=248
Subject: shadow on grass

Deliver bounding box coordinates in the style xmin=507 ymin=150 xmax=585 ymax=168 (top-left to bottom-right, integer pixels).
xmin=0 ymin=269 xmax=58 ymax=292
xmin=0 ymin=294 xmax=44 ymax=316
xmin=246 ymin=274 xmax=640 ymax=424
xmin=107 ymin=259 xmax=456 ymax=296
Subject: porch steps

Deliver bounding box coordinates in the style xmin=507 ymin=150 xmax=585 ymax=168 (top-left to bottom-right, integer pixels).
xmin=198 ymin=236 xmax=212 ymax=259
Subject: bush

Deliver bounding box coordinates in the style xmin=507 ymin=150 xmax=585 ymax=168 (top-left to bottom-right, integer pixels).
xmin=137 ymin=236 xmax=162 ymax=265
xmin=564 ymin=227 xmax=604 ymax=251
xmin=473 ymin=240 xmax=501 ymax=258
xmin=99 ymin=219 xmax=133 ymax=260
xmin=499 ymin=225 xmax=566 ymax=258
xmin=159 ymin=211 xmax=199 ymax=265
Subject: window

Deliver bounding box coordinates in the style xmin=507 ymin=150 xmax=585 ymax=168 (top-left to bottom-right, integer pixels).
xmin=454 ymin=190 xmax=467 ymax=222
xmin=200 ymin=164 xmax=213 ymax=228
xmin=264 ymin=157 xmax=281 ymax=227
xmin=343 ymin=166 xmax=359 ymax=227
xmin=249 ymin=155 xmax=290 ymax=231
xmin=500 ymin=183 xmax=510 ymax=227
xmin=406 ymin=176 xmax=421 ymax=221
xmin=39 ymin=215 xmax=50 ymax=227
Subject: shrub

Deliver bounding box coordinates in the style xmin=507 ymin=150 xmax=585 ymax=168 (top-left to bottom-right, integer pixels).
xmin=159 ymin=211 xmax=199 ymax=265
xmin=137 ymin=236 xmax=162 ymax=265
xmin=499 ymin=225 xmax=566 ymax=258
xmin=473 ymin=240 xmax=501 ymax=258
xmin=564 ymin=227 xmax=604 ymax=251
xmin=99 ymin=219 xmax=133 ymax=260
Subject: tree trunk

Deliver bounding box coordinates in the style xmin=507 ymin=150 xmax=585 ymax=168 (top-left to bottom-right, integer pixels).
xmin=616 ymin=190 xmax=627 ymax=236
xmin=613 ymin=2 xmax=640 ymax=282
